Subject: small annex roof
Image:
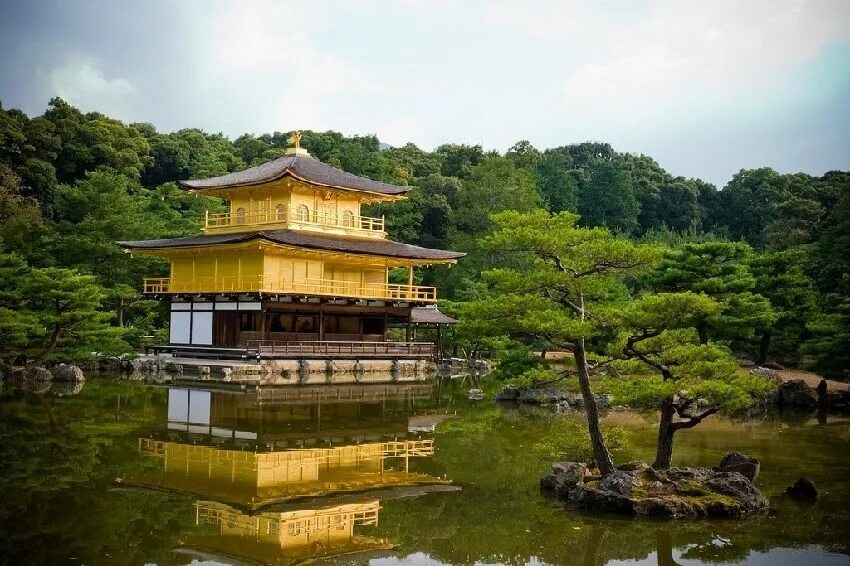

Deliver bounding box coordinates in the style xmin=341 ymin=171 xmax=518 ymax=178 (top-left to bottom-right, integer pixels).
xmin=117 ymin=229 xmax=465 ymax=262
xmin=410 ymin=306 xmax=458 ymax=325
xmin=179 ymin=153 xmax=410 ymax=196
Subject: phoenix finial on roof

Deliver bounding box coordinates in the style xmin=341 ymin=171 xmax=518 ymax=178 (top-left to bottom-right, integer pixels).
xmin=288 ymin=131 xmax=302 ymax=149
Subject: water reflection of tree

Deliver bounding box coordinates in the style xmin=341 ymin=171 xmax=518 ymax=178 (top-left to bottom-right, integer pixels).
xmin=375 ymin=395 xmax=850 ymax=565
xmin=0 ymin=379 xmax=195 ymax=564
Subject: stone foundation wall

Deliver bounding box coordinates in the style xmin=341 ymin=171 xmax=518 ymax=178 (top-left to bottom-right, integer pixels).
xmin=132 ymin=354 xmax=435 ymax=385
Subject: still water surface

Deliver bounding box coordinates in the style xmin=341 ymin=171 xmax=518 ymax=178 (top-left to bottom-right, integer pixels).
xmin=1 ymin=375 xmax=849 ymax=565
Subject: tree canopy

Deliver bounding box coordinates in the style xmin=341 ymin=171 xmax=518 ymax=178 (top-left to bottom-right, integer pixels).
xmin=0 ymin=97 xmax=847 ymax=375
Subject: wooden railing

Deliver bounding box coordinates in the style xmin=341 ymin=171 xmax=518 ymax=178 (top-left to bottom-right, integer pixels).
xmin=204 ymin=207 xmax=385 ymax=236
xmin=142 ymin=276 xmax=437 ymax=302
xmin=245 ymin=340 xmax=438 ymax=357
xmin=139 ymin=438 xmax=434 ymax=462
xmin=194 ymin=500 xmax=381 ymax=532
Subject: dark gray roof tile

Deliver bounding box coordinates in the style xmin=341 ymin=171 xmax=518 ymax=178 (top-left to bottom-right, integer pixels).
xmin=118 ymin=229 xmax=465 ymax=262
xmin=410 ymin=306 xmax=458 ymax=324
xmin=179 ymin=153 xmax=410 ymax=195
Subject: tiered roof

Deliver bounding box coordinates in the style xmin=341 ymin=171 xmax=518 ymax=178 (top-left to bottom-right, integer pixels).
xmin=180 ymin=152 xmax=410 ymax=195
xmin=118 ymin=229 xmax=464 ymax=261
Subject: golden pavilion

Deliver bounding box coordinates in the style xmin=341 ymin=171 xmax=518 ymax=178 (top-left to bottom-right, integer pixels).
xmin=119 ymin=137 xmax=463 ymax=358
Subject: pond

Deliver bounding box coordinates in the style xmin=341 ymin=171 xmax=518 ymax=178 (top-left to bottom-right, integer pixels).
xmin=1 ymin=374 xmax=849 ymax=565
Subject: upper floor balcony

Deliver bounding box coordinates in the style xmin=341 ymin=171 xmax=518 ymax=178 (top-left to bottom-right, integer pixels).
xmin=142 ymin=275 xmax=437 ymax=302
xmin=203 ymin=206 xmax=385 ymax=238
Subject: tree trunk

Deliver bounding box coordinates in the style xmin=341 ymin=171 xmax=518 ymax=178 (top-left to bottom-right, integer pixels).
xmin=696 ymin=323 xmax=708 ymax=345
xmin=117 ymin=300 xmax=125 ymax=328
xmin=582 ymin=526 xmax=607 ymax=566
xmin=36 ymin=393 xmax=61 ymax=434
xmin=758 ymin=331 xmax=771 ymax=365
xmin=656 ymin=530 xmax=678 ymax=566
xmin=653 ymin=396 xmax=676 ymax=469
xmin=32 ymin=325 xmax=62 ymax=366
xmin=575 ymin=339 xmax=615 ymax=477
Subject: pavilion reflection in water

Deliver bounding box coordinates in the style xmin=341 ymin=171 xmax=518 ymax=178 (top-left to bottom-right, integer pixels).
xmin=183 ymin=499 xmax=391 ymax=564
xmin=131 ymin=383 xmax=450 ymax=563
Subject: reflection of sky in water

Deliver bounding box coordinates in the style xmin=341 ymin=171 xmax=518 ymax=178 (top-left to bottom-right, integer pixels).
xmin=167 ymin=388 xmax=211 ymax=424
xmin=366 ymin=548 xmax=850 ymax=565
xmin=604 ymin=546 xmax=850 ymax=565
xmin=166 ymin=388 xmax=256 ymax=439
xmin=183 ymin=546 xmax=850 ymax=566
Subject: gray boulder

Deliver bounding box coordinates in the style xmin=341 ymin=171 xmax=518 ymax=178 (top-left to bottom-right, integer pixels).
xmin=165 ymin=362 xmax=184 ymax=375
xmin=570 ymin=485 xmax=635 ymax=514
xmin=750 ymin=367 xmax=781 ymax=382
xmin=562 ymin=464 xmax=768 ymax=518
xmin=778 ymin=379 xmax=818 ymax=407
xmin=391 ymin=359 xmax=402 ymax=381
xmin=516 ymin=388 xmax=550 ymax=404
xmin=715 ymin=451 xmax=760 ymax=482
xmin=786 ymin=477 xmax=818 ymax=500
xmin=599 ymin=470 xmax=638 ymax=496
xmin=51 ymin=364 xmax=84 ymax=382
xmin=633 ymin=496 xmax=699 ymax=518
xmin=494 ymin=387 xmax=519 ymax=401
xmin=517 ymin=387 xmax=572 ymax=404
xmin=595 ymin=394 xmax=614 ymax=409
xmin=13 ymin=366 xmax=54 ymax=382
xmin=617 ymin=461 xmax=650 ymax=472
xmin=298 ymin=359 xmax=311 ymax=381
xmin=540 ymin=461 xmax=587 ymax=497
xmin=99 ymin=357 xmax=123 ymax=372
xmin=704 ymin=471 xmax=769 ymax=512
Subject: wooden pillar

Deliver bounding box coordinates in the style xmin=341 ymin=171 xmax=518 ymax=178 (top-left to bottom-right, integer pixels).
xmin=319 ymin=307 xmax=325 ymax=342
xmin=407 ymin=265 xmax=414 ymax=287
xmin=383 ymin=310 xmax=389 ymax=342
xmin=436 ymin=325 xmax=443 ymax=359
xmin=260 ymin=302 xmax=267 ymax=342
xmin=405 ymin=313 xmax=412 ymax=343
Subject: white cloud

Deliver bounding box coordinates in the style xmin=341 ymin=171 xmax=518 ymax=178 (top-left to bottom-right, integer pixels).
xmin=557 ymin=0 xmax=850 ymax=107
xmin=185 ymin=0 xmax=410 ymax=134
xmin=8 ymin=0 xmax=845 ymax=186
xmin=485 ymin=0 xmax=850 ymax=118
xmin=485 ymin=0 xmax=585 ymax=37
xmin=376 ymin=116 xmax=427 ymax=147
xmin=48 ymin=55 xmax=137 ymax=117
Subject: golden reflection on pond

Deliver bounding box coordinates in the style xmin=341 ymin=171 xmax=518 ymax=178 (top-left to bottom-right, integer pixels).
xmin=123 ymin=383 xmax=451 ymax=563
xmin=178 ymin=499 xmax=392 ymax=564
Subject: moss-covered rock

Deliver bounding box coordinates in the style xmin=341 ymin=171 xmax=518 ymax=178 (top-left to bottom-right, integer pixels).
xmin=542 ymin=457 xmax=769 ymax=518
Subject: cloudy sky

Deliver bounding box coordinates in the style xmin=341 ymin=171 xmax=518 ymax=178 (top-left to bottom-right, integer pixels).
xmin=1 ymin=0 xmax=848 ymax=186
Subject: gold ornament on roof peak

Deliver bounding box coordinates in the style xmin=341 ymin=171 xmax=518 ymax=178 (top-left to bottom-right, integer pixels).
xmin=288 ymin=131 xmax=302 ymax=149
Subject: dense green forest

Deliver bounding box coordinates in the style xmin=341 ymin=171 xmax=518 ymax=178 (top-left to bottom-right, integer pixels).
xmin=0 ymin=97 xmax=848 ymax=376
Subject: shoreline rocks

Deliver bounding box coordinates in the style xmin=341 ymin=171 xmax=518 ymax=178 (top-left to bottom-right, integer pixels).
xmin=10 ymin=366 xmax=53 ymax=382
xmin=786 ymin=478 xmax=818 ymax=500
xmin=496 ymin=386 xmax=613 ymax=411
xmin=503 ymin=374 xmax=850 ymax=413
xmin=51 ymin=364 xmax=85 ymax=382
xmin=541 ymin=452 xmax=769 ymax=518
xmin=715 ymin=451 xmax=760 ymax=482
